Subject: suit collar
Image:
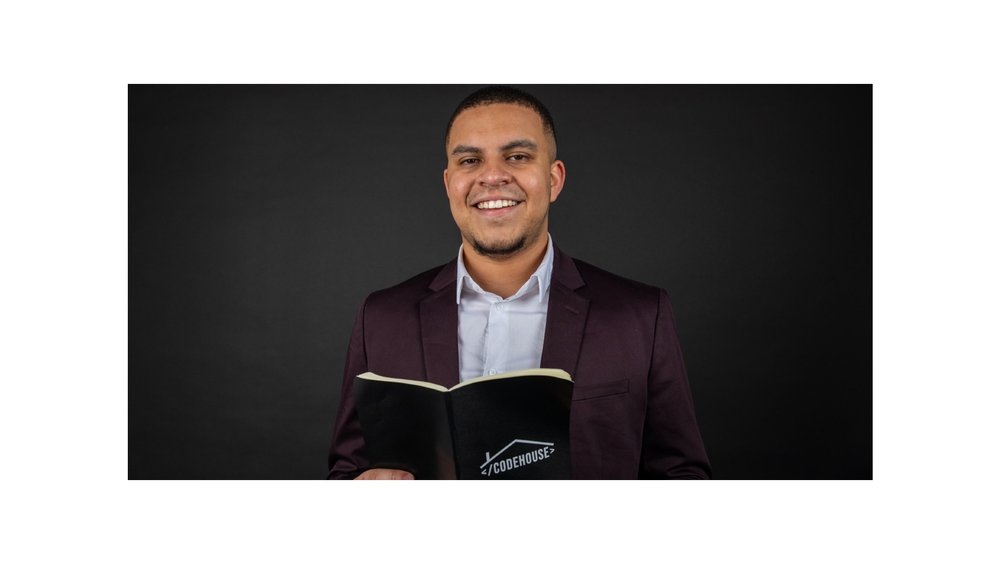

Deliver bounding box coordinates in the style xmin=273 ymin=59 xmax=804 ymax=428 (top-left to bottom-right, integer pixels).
xmin=428 ymin=259 xmax=456 ymax=292
xmin=418 ymin=244 xmax=589 ymax=386
xmin=540 ymin=245 xmax=589 ymax=377
xmin=420 ymin=261 xmax=461 ymax=389
xmin=550 ymin=243 xmax=585 ymax=291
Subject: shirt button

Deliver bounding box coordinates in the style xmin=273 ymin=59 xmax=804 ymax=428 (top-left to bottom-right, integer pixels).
xmin=489 ymin=369 xmax=497 ymax=375
xmin=495 ymin=303 xmax=504 ymax=311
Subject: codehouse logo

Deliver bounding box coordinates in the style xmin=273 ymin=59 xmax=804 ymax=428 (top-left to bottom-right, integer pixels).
xmin=480 ymin=439 xmax=556 ymax=477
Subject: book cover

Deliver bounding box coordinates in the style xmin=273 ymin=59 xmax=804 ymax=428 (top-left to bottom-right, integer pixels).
xmin=353 ymin=368 xmax=573 ymax=479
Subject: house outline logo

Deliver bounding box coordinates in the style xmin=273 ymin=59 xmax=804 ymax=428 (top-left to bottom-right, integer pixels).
xmin=480 ymin=439 xmax=555 ymax=477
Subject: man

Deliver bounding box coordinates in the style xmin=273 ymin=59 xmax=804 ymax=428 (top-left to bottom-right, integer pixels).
xmin=328 ymin=86 xmax=711 ymax=479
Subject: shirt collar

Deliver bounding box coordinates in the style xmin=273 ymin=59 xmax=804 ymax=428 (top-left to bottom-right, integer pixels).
xmin=455 ymin=234 xmax=554 ymax=305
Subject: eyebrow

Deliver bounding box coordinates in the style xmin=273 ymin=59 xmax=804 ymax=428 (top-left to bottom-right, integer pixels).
xmin=450 ymin=139 xmax=539 ymax=157
xmin=501 ymin=139 xmax=538 ymax=152
xmin=451 ymin=144 xmax=481 ymax=156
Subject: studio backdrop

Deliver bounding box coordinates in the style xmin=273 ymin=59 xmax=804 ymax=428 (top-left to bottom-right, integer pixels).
xmin=129 ymin=85 xmax=872 ymax=479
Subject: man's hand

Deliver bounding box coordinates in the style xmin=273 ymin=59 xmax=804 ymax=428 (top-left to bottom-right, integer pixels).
xmin=354 ymin=469 xmax=415 ymax=480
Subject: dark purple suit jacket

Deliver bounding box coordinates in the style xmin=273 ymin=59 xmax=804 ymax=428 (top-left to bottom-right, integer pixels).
xmin=327 ymin=246 xmax=711 ymax=479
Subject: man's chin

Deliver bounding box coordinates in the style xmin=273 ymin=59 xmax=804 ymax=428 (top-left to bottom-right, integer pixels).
xmin=470 ymin=236 xmax=527 ymax=259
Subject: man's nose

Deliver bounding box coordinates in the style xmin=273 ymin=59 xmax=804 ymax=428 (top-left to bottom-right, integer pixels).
xmin=478 ymin=158 xmax=511 ymax=186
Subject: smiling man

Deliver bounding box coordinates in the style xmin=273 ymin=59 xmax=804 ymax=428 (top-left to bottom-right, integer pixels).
xmin=328 ymin=86 xmax=711 ymax=479
xmin=446 ymin=102 xmax=563 ymax=265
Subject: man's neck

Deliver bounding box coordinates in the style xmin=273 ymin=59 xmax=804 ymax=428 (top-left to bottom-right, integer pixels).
xmin=462 ymin=236 xmax=549 ymax=299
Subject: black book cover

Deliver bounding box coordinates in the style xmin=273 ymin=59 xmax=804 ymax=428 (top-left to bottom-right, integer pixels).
xmin=353 ymin=368 xmax=573 ymax=479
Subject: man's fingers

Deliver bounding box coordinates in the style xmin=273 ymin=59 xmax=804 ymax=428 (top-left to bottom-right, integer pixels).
xmin=354 ymin=469 xmax=415 ymax=480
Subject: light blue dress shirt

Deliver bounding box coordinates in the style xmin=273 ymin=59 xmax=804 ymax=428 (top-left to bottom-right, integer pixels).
xmin=455 ymin=235 xmax=554 ymax=382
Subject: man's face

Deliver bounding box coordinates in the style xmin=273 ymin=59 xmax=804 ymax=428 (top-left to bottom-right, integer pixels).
xmin=444 ymin=103 xmax=565 ymax=259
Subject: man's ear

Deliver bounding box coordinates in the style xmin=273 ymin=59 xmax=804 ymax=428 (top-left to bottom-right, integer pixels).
xmin=443 ymin=168 xmax=450 ymax=196
xmin=549 ymin=160 xmax=566 ymax=203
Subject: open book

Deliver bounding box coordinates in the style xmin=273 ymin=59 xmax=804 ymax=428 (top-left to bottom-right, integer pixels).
xmin=353 ymin=368 xmax=573 ymax=479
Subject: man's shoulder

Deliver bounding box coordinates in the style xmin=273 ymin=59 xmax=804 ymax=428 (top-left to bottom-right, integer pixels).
xmin=567 ymin=255 xmax=666 ymax=304
xmin=363 ymin=260 xmax=456 ymax=308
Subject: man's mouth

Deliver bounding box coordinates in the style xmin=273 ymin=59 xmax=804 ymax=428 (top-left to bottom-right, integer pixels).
xmin=474 ymin=199 xmax=521 ymax=210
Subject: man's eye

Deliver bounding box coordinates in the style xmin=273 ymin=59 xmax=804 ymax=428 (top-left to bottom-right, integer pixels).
xmin=460 ymin=158 xmax=480 ymax=165
xmin=508 ymin=154 xmax=529 ymax=162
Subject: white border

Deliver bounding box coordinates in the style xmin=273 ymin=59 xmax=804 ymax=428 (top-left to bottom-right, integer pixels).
xmin=3 ymin=1 xmax=998 ymax=561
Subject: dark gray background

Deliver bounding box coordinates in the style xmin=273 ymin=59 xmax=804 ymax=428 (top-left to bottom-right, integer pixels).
xmin=129 ymin=85 xmax=871 ymax=479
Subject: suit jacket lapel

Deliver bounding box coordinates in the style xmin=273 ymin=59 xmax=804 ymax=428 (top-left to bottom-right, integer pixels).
xmin=419 ymin=247 xmax=589 ymax=386
xmin=420 ymin=260 xmax=461 ymax=389
xmin=540 ymin=246 xmax=589 ymax=377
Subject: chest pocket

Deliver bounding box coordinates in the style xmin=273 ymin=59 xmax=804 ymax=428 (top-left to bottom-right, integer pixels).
xmin=572 ymin=378 xmax=629 ymax=401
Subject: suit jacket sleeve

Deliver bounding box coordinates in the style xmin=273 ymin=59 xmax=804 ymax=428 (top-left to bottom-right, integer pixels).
xmin=640 ymin=289 xmax=712 ymax=479
xmin=326 ymin=297 xmax=371 ymax=479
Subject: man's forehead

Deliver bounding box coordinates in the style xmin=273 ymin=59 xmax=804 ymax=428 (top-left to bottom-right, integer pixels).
xmin=453 ymin=102 xmax=543 ymax=124
xmin=448 ymin=103 xmax=550 ymax=150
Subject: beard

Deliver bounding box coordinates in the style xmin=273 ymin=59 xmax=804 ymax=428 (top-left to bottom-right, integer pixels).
xmin=468 ymin=234 xmax=527 ymax=259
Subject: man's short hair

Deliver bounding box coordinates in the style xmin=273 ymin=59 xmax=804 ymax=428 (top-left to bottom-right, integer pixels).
xmin=445 ymin=86 xmax=558 ymax=155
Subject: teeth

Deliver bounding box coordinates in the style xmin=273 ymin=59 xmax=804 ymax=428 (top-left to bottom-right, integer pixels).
xmin=476 ymin=200 xmax=518 ymax=209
